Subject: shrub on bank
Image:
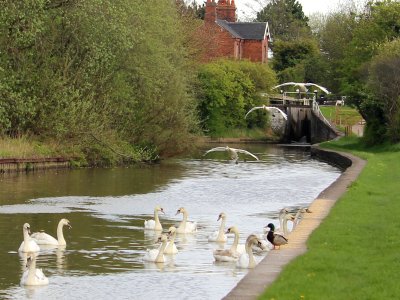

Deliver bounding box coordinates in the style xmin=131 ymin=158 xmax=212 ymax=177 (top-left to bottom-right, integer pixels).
xmin=195 ymin=59 xmax=277 ymax=137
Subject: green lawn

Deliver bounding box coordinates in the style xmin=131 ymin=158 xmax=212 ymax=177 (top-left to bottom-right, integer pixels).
xmin=319 ymin=106 xmax=363 ymax=127
xmin=260 ymin=137 xmax=400 ymax=300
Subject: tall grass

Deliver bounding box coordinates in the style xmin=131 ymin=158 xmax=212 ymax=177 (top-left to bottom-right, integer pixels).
xmin=0 ymin=136 xmax=60 ymax=158
xmin=260 ymin=137 xmax=400 ymax=300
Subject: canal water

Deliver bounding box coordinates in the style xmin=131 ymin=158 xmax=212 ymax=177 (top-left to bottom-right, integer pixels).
xmin=0 ymin=144 xmax=341 ymax=300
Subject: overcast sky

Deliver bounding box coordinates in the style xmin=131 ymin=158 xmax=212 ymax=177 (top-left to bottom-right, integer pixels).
xmin=235 ymin=0 xmax=345 ymax=19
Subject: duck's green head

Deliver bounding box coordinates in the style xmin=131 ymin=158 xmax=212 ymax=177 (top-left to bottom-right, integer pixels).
xmin=266 ymin=223 xmax=275 ymax=231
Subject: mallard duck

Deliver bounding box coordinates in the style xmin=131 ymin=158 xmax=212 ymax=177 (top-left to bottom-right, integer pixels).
xmin=265 ymin=223 xmax=288 ymax=250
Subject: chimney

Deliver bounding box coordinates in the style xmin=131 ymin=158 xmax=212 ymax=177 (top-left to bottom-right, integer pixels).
xmin=216 ymin=0 xmax=236 ymax=22
xmin=205 ymin=0 xmax=217 ymax=24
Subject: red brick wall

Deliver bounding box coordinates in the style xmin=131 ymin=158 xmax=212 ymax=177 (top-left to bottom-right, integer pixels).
xmin=201 ymin=25 xmax=235 ymax=61
xmin=216 ymin=7 xmax=236 ymax=22
xmin=242 ymin=39 xmax=268 ymax=63
xmin=201 ymin=25 xmax=269 ymax=64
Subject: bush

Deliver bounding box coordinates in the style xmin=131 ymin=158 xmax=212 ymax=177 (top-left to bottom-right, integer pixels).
xmin=196 ymin=59 xmax=277 ymax=136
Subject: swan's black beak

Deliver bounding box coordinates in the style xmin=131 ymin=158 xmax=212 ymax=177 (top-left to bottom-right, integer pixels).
xmin=26 ymin=256 xmax=32 ymax=268
xmin=217 ymin=215 xmax=222 ymax=221
xmin=175 ymin=210 xmax=180 ymax=216
xmin=27 ymin=227 xmax=31 ymax=235
xmin=160 ymin=208 xmax=165 ymax=215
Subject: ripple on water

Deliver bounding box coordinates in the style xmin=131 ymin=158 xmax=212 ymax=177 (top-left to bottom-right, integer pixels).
xmin=0 ymin=145 xmax=341 ymax=299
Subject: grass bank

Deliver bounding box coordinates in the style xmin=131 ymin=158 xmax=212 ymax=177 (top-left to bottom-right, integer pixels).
xmin=0 ymin=135 xmax=158 ymax=166
xmin=320 ymin=106 xmax=363 ymax=128
xmin=260 ymin=137 xmax=400 ymax=300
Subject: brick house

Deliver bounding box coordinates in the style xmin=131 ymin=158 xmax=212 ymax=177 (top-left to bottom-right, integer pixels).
xmin=203 ymin=0 xmax=271 ymax=63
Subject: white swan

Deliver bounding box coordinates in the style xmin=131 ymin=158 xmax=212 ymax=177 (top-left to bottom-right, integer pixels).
xmin=252 ymin=234 xmax=272 ymax=252
xmin=144 ymin=205 xmax=164 ymax=231
xmin=164 ymin=226 xmax=178 ymax=254
xmin=31 ymin=218 xmax=71 ymax=246
xmin=203 ymin=146 xmax=259 ymax=164
xmin=292 ymin=207 xmax=312 ymax=230
xmin=270 ymin=208 xmax=294 ymax=236
xmin=143 ymin=234 xmax=168 ymax=263
xmin=245 ymin=105 xmax=288 ymax=121
xmin=208 ymin=212 xmax=227 ymax=243
xmin=19 ymin=223 xmax=40 ymax=253
xmin=237 ymin=234 xmax=263 ymax=268
xmin=274 ymin=82 xmax=331 ymax=94
xmin=213 ymin=226 xmax=244 ymax=262
xmin=176 ymin=207 xmax=197 ymax=234
xmin=20 ymin=255 xmax=49 ymax=286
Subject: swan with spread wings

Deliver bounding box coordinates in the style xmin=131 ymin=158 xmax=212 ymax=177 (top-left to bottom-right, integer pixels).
xmin=274 ymin=82 xmax=331 ymax=94
xmin=245 ymin=105 xmax=287 ymax=120
xmin=204 ymin=146 xmax=259 ymax=163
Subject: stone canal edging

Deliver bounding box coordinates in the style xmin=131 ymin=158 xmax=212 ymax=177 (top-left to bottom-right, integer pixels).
xmin=223 ymin=145 xmax=366 ymax=300
xmin=0 ymin=157 xmax=71 ymax=174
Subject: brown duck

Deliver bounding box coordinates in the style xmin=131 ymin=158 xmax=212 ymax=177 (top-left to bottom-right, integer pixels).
xmin=265 ymin=223 xmax=288 ymax=249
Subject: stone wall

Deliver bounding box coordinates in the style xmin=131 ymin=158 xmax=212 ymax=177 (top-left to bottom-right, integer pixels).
xmin=284 ymin=107 xmax=339 ymax=144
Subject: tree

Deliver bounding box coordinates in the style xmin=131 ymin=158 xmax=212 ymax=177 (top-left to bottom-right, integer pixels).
xmin=366 ymin=39 xmax=400 ymax=143
xmin=256 ymin=0 xmax=311 ymax=42
xmin=196 ymin=60 xmax=277 ymax=135
xmin=272 ymin=38 xmax=319 ymax=82
xmin=0 ymin=0 xmax=201 ymax=160
xmin=332 ymin=1 xmax=400 ymax=144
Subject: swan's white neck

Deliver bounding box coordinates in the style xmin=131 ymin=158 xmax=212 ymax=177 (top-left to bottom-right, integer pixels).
xmin=178 ymin=211 xmax=188 ymax=231
xmin=295 ymin=210 xmax=302 ymax=221
xmin=245 ymin=239 xmax=256 ymax=268
xmin=283 ymin=218 xmax=288 ymax=236
xmin=23 ymin=228 xmax=30 ymax=244
xmin=156 ymin=240 xmax=167 ymax=262
xmin=217 ymin=217 xmax=226 ymax=240
xmin=279 ymin=212 xmax=285 ymax=230
xmin=27 ymin=258 xmax=37 ymax=283
xmin=154 ymin=208 xmax=159 ymax=222
xmin=170 ymin=232 xmax=176 ymax=244
xmin=154 ymin=209 xmax=162 ymax=229
xmin=230 ymin=229 xmax=239 ymax=252
xmin=293 ymin=210 xmax=303 ymax=229
xmin=57 ymin=221 xmax=66 ymax=246
xmin=166 ymin=232 xmax=176 ymax=252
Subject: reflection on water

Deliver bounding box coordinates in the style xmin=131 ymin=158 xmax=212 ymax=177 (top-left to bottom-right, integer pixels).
xmin=0 ymin=144 xmax=340 ymax=299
